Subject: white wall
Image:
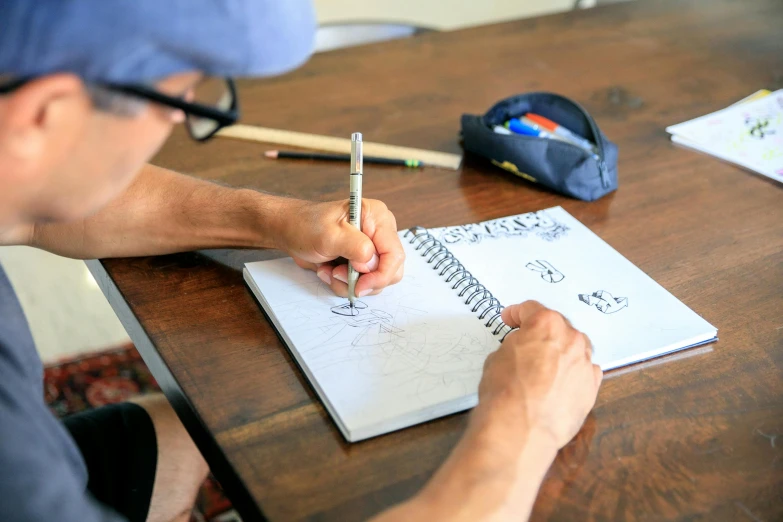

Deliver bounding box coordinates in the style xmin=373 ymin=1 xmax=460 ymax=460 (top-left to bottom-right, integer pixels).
xmin=314 ymin=0 xmax=576 ymax=31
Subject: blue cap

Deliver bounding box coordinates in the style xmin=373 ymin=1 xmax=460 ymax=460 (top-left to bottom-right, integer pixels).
xmin=0 ymin=0 xmax=316 ymax=84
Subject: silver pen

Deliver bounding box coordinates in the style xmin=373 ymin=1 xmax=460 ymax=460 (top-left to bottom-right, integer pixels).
xmin=348 ymin=132 xmax=363 ymax=308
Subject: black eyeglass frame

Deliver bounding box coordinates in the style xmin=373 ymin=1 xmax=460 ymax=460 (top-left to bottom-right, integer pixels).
xmin=0 ymin=76 xmax=239 ymax=142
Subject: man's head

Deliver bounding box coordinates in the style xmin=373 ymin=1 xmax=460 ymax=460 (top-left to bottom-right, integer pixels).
xmin=0 ymin=72 xmax=202 ymax=223
xmin=0 ymin=1 xmax=315 ymax=227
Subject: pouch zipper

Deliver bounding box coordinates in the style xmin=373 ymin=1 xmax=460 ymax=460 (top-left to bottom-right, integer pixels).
xmin=488 ymin=93 xmax=610 ymax=189
xmin=546 ymin=93 xmax=610 ymax=189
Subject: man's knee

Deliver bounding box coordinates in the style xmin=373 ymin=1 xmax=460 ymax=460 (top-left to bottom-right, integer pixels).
xmin=130 ymin=393 xmax=209 ymax=522
xmin=131 ymin=393 xmax=209 ymax=477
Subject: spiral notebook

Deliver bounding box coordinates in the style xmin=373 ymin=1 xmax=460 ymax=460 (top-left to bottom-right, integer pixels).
xmin=244 ymin=207 xmax=717 ymax=442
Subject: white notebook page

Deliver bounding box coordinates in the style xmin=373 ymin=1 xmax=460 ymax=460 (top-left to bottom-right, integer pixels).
xmin=244 ymin=234 xmax=499 ymax=441
xmin=431 ymin=207 xmax=717 ymax=370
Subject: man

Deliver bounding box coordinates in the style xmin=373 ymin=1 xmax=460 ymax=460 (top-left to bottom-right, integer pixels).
xmin=0 ymin=2 xmax=602 ymax=521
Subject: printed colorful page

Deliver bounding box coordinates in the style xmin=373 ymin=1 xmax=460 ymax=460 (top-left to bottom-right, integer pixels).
xmin=666 ymin=89 xmax=783 ymax=183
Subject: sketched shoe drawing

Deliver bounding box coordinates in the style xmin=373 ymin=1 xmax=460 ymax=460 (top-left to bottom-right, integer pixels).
xmin=525 ymin=260 xmax=565 ymax=283
xmin=578 ymin=290 xmax=629 ymax=314
xmin=330 ymin=301 xmax=368 ymax=316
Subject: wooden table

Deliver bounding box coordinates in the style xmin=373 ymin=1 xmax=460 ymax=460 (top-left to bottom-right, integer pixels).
xmin=88 ymin=0 xmax=783 ymax=520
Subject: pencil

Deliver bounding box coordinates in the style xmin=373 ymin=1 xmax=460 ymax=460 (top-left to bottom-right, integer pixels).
xmin=264 ymin=150 xmax=423 ymax=168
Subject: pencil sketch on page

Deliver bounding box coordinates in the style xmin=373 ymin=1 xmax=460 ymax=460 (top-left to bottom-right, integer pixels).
xmin=525 ymin=260 xmax=565 ymax=283
xmin=578 ymin=290 xmax=629 ymax=314
xmin=437 ymin=210 xmax=569 ymax=245
xmin=273 ymin=283 xmax=497 ymax=403
xmin=331 ymin=301 xmax=368 ymax=316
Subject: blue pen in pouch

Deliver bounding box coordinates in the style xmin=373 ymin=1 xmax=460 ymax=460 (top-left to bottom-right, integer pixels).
xmin=506 ymin=118 xmax=540 ymax=137
xmin=460 ymin=92 xmax=619 ymax=202
xmin=505 ymin=118 xmax=591 ymax=153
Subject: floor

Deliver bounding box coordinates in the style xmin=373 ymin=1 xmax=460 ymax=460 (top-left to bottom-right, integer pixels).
xmin=0 ymin=247 xmax=130 ymax=361
xmin=1 ymin=0 xmax=633 ymax=364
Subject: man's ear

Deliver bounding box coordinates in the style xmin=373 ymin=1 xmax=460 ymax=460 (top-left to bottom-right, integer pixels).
xmin=0 ymin=73 xmax=91 ymax=161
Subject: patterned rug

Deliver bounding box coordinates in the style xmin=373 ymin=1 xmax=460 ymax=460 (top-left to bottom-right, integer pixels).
xmin=44 ymin=345 xmax=241 ymax=522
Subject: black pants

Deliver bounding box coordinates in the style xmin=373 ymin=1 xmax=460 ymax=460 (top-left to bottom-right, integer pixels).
xmin=63 ymin=402 xmax=158 ymax=522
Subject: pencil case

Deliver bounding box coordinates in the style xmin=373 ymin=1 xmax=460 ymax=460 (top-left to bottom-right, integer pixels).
xmin=460 ymin=92 xmax=619 ymax=201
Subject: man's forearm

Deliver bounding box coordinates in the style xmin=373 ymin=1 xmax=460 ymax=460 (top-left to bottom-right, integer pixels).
xmin=30 ymin=164 xmax=284 ymax=259
xmin=373 ymin=407 xmax=558 ymax=522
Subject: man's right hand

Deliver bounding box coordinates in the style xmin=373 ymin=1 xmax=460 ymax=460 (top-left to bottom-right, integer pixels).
xmin=477 ymin=300 xmax=603 ymax=450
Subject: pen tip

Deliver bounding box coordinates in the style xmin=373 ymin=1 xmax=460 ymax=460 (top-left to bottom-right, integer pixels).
xmin=264 ymin=150 xmax=278 ymax=159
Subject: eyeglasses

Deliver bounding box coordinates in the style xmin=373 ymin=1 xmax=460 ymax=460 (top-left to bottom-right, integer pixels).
xmin=0 ymin=76 xmax=239 ymax=142
xmin=106 ymin=77 xmax=238 ymax=141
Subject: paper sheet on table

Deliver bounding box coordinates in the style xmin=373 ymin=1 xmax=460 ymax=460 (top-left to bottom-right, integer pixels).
xmin=666 ymin=89 xmax=783 ymax=183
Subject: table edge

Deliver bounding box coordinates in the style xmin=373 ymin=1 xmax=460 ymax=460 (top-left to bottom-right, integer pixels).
xmin=85 ymin=259 xmax=268 ymax=522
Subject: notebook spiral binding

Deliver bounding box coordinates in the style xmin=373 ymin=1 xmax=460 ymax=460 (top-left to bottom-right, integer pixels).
xmin=404 ymin=227 xmax=515 ymax=342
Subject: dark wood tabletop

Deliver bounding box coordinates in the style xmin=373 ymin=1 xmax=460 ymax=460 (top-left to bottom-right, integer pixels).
xmin=88 ymin=0 xmax=783 ymax=520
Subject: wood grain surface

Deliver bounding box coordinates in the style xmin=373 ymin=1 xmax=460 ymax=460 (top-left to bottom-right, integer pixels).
xmin=89 ymin=0 xmax=783 ymax=520
xmin=216 ymin=124 xmax=463 ymax=169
